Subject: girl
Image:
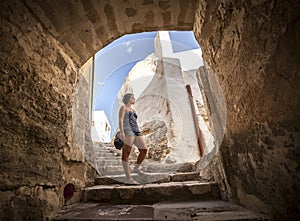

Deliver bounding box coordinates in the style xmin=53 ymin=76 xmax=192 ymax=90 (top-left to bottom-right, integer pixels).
xmin=118 ymin=93 xmax=148 ymax=184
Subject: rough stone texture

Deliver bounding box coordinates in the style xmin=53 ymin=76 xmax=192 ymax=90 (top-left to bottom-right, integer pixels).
xmin=52 ymin=201 xmax=268 ymax=221
xmin=84 ymin=181 xmax=219 ymax=204
xmin=24 ymin=0 xmax=197 ymax=65
xmin=0 ymin=0 xmax=299 ymax=220
xmin=142 ymin=120 xmax=170 ymax=161
xmin=194 ymin=0 xmax=300 ymax=219
xmin=0 ymin=0 xmax=96 ymax=220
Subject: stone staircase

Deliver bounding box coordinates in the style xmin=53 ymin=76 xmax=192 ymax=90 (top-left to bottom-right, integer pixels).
xmin=94 ymin=144 xmax=197 ymax=181
xmin=52 ymin=144 xmax=269 ymax=221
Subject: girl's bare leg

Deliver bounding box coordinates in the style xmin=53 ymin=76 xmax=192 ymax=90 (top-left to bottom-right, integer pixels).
xmin=121 ymin=144 xmax=132 ymax=179
xmin=133 ymin=136 xmax=148 ymax=174
xmin=122 ymin=136 xmax=139 ymax=184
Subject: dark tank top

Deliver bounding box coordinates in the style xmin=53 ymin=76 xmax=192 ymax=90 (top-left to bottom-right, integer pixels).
xmin=128 ymin=111 xmax=140 ymax=132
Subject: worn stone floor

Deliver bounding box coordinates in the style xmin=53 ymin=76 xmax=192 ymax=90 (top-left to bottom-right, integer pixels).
xmin=52 ymin=200 xmax=269 ymax=221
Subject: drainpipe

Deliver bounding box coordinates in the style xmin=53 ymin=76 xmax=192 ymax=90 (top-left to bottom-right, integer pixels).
xmin=186 ymin=85 xmax=204 ymax=157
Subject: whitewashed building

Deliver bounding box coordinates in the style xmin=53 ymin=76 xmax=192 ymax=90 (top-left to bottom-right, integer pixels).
xmin=91 ymin=110 xmax=111 ymax=143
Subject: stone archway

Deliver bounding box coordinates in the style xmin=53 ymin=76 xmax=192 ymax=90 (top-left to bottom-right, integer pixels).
xmin=77 ymin=30 xmax=227 ymax=179
xmin=0 ymin=0 xmax=299 ymax=220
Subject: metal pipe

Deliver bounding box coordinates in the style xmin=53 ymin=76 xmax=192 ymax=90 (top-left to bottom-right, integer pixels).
xmin=186 ymin=85 xmax=204 ymax=157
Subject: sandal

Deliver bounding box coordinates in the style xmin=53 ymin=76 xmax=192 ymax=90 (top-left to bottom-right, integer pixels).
xmin=133 ymin=168 xmax=146 ymax=176
xmin=125 ymin=178 xmax=139 ymax=185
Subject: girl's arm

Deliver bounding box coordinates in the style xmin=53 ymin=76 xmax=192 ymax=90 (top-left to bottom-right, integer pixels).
xmin=118 ymin=106 xmax=125 ymax=140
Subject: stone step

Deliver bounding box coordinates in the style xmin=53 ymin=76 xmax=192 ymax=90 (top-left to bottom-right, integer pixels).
xmin=93 ymin=142 xmax=114 ymax=147
xmin=96 ymin=162 xmax=196 ymax=176
xmin=94 ymin=149 xmax=116 ymax=153
xmin=52 ymin=200 xmax=269 ymax=221
xmin=154 ymin=200 xmax=269 ymax=220
xmin=96 ymin=159 xmax=136 ymax=167
xmin=96 ymin=166 xmax=125 ymax=175
xmin=95 ymin=150 xmax=116 ymax=155
xmin=95 ymin=149 xmax=117 ymax=154
xmin=144 ymin=162 xmax=195 ymax=173
xmin=95 ymin=152 xmax=117 ymax=156
xmin=94 ymin=148 xmax=114 ymax=153
xmin=97 ymin=160 xmax=121 ymax=166
xmin=83 ymin=181 xmax=219 ymax=204
xmin=96 ymin=157 xmax=120 ymax=162
xmin=95 ymin=156 xmax=116 ymax=160
xmin=95 ymin=171 xmax=201 ymax=185
xmin=95 ymin=153 xmax=116 ymax=157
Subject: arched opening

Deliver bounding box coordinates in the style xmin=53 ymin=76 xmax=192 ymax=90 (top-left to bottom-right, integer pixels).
xmin=73 ymin=30 xmax=226 ymax=184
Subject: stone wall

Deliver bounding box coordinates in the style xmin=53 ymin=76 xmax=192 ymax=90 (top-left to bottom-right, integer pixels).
xmin=194 ymin=0 xmax=300 ymax=218
xmin=0 ymin=1 xmax=95 ymax=220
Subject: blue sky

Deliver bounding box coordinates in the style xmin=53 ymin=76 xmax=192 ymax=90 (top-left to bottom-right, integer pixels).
xmin=93 ymin=31 xmax=200 ymax=137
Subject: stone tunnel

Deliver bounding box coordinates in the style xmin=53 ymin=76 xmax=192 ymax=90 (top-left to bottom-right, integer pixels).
xmin=0 ymin=0 xmax=299 ymax=220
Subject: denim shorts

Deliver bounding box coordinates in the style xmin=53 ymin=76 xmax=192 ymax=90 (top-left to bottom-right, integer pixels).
xmin=124 ymin=126 xmax=142 ymax=136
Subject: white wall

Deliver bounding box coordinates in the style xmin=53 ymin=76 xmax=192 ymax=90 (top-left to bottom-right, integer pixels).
xmin=157 ymin=31 xmax=214 ymax=161
xmin=158 ymin=31 xmax=203 ymax=70
xmin=91 ymin=110 xmax=111 ymax=142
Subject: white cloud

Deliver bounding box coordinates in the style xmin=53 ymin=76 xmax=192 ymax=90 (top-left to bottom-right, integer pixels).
xmin=127 ymin=47 xmax=133 ymax=54
xmin=123 ymin=41 xmax=133 ymax=54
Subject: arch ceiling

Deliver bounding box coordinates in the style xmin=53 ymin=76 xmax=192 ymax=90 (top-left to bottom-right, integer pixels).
xmin=26 ymin=0 xmax=197 ymax=65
